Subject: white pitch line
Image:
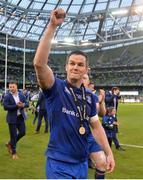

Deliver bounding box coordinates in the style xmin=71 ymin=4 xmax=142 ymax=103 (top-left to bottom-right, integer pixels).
xmin=120 ymin=143 xmax=143 ymax=149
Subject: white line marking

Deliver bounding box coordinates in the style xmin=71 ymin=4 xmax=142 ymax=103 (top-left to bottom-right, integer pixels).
xmin=120 ymin=143 xmax=143 ymax=149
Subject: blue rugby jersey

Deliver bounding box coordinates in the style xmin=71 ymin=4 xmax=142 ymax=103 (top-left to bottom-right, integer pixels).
xmin=86 ymin=90 xmax=102 ymax=153
xmin=102 ymin=115 xmax=117 ymax=138
xmin=43 ymin=78 xmax=97 ymax=163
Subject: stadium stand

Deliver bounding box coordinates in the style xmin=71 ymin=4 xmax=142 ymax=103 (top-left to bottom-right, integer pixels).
xmin=0 ymin=43 xmax=143 ymax=96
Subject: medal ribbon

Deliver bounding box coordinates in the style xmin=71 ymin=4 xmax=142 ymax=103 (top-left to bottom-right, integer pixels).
xmin=67 ymin=82 xmax=87 ymax=126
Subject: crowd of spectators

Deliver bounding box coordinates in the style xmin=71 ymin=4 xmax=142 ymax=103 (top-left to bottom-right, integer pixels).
xmin=0 ymin=43 xmax=143 ymax=90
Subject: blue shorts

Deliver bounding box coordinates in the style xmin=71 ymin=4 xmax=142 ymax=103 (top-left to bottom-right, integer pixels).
xmin=46 ymin=158 xmax=88 ymax=179
xmin=88 ymin=134 xmax=102 ymax=153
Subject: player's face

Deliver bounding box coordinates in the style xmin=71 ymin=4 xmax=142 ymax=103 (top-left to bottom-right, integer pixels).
xmin=115 ymin=89 xmax=120 ymax=95
xmin=9 ymin=84 xmax=17 ymax=94
xmin=111 ymin=109 xmax=116 ymax=115
xmin=66 ymin=54 xmax=88 ymax=82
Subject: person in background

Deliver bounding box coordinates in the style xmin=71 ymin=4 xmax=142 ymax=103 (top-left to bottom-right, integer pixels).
xmin=32 ymin=100 xmax=39 ymax=125
xmin=30 ymin=90 xmax=40 ymax=125
xmin=0 ymin=91 xmax=6 ymax=106
xmin=105 ymin=87 xmax=121 ymax=111
xmin=3 ymin=82 xmax=29 ymax=160
xmin=82 ymin=74 xmax=106 ymax=117
xmin=105 ymin=87 xmax=125 ymax=151
xmin=83 ymin=73 xmax=107 ymax=179
xmin=35 ymin=90 xmax=48 ymax=133
xmin=23 ymin=89 xmax=30 ymax=103
xmin=102 ymin=107 xmax=118 ymax=147
xmin=34 ymin=8 xmax=115 ymax=179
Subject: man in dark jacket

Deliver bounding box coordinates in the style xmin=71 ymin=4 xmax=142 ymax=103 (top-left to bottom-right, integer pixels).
xmin=105 ymin=87 xmax=121 ymax=110
xmin=3 ymin=82 xmax=29 ymax=160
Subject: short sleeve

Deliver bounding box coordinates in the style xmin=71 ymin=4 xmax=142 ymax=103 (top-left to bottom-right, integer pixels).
xmin=89 ymin=93 xmax=98 ymax=118
xmin=42 ymin=78 xmax=62 ymax=100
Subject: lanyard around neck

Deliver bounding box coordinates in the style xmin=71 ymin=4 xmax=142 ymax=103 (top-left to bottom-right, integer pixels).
xmin=67 ymin=82 xmax=87 ymax=125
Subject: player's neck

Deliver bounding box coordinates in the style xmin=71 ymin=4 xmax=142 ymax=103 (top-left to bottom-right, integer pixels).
xmin=67 ymin=78 xmax=82 ymax=88
xmin=10 ymin=90 xmax=18 ymax=95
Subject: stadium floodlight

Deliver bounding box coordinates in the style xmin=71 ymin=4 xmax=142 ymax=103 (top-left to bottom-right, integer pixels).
xmin=80 ymin=40 xmax=89 ymax=43
xmin=81 ymin=42 xmax=92 ymax=46
xmin=134 ymin=6 xmax=143 ymax=14
xmin=0 ymin=7 xmax=4 ymax=13
xmin=52 ymin=39 xmax=58 ymax=44
xmin=80 ymin=40 xmax=93 ymax=46
xmin=64 ymin=37 xmax=74 ymax=43
xmin=111 ymin=9 xmax=128 ymax=16
xmin=95 ymin=43 xmax=101 ymax=47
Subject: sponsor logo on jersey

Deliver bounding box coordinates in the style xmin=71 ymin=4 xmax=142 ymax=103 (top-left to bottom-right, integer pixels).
xmin=62 ymin=107 xmax=79 ymax=117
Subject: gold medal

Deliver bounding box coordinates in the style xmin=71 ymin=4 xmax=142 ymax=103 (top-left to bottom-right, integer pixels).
xmin=79 ymin=126 xmax=86 ymax=135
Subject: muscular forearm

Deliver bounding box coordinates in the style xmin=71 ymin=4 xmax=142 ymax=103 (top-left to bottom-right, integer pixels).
xmin=34 ymin=24 xmax=56 ymax=67
xmin=33 ymin=24 xmax=56 ymax=89
xmin=33 ymin=9 xmax=65 ymax=89
xmin=92 ymin=121 xmax=115 ymax=173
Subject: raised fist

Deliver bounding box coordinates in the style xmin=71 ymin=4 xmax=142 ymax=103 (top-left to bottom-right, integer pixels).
xmin=50 ymin=8 xmax=66 ymax=27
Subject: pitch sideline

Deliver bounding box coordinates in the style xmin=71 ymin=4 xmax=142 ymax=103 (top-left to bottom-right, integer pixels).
xmin=120 ymin=143 xmax=143 ymax=149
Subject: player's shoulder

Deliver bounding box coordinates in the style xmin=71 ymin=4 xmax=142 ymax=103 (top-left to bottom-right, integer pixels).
xmin=85 ymin=89 xmax=99 ymax=103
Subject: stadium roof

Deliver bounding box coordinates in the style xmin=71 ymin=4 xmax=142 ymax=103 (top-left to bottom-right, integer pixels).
xmin=0 ymin=0 xmax=143 ymax=51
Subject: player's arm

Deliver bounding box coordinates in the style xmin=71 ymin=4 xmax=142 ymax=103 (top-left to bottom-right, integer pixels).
xmin=95 ymin=89 xmax=106 ymax=117
xmin=90 ymin=116 xmax=115 ymax=173
xmin=33 ymin=8 xmax=65 ymax=90
xmin=21 ymin=93 xmax=29 ymax=108
xmin=98 ymin=102 xmax=106 ymax=117
xmin=98 ymin=89 xmax=106 ymax=117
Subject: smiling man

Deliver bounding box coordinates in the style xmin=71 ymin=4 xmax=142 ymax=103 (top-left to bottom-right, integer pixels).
xmin=3 ymin=82 xmax=29 ymax=160
xmin=34 ymin=8 xmax=115 ymax=179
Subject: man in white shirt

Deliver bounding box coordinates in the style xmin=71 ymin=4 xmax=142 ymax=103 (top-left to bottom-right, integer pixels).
xmin=3 ymin=82 xmax=29 ymax=160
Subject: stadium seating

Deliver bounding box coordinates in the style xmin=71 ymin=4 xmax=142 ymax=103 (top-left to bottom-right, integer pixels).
xmin=0 ymin=43 xmax=143 ymax=93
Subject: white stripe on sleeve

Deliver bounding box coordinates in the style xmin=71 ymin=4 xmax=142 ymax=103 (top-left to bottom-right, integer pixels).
xmin=89 ymin=114 xmax=99 ymax=123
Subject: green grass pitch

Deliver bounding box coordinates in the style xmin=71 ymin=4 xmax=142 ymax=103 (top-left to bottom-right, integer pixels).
xmin=0 ymin=103 xmax=143 ymax=179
